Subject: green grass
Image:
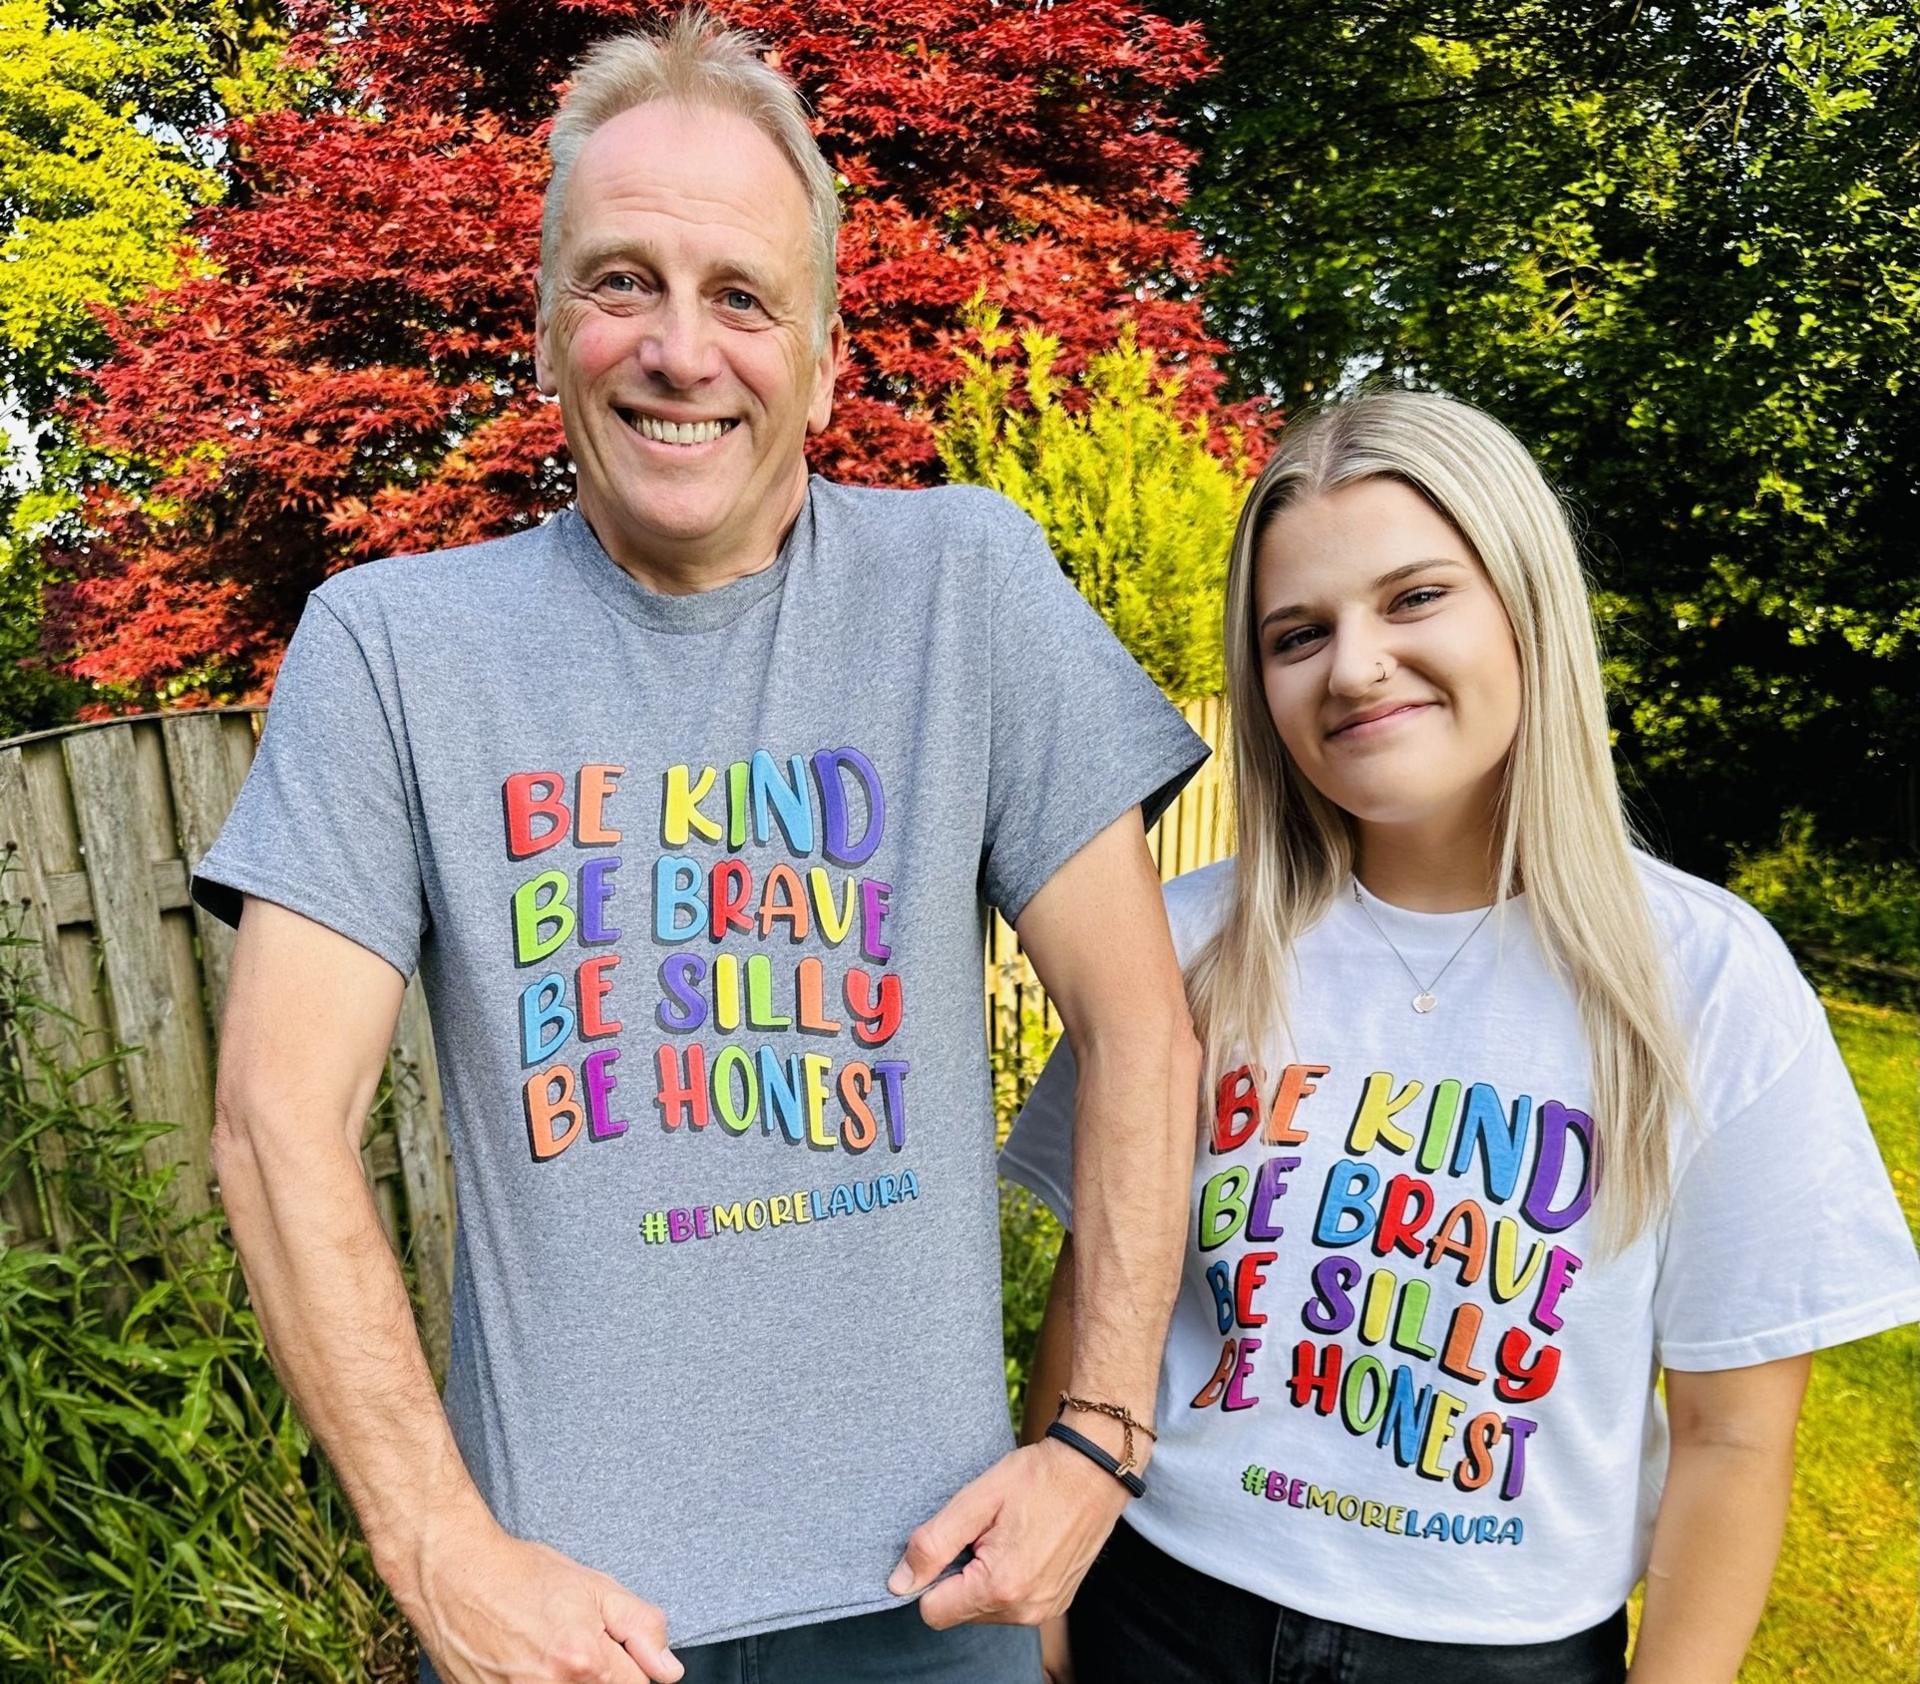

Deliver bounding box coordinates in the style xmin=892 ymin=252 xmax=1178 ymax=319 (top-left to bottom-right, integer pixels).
xmin=1740 ymin=1000 xmax=1920 ymax=1682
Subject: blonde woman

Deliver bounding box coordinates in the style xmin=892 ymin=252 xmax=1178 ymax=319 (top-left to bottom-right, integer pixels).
xmin=1002 ymin=391 xmax=1920 ymax=1684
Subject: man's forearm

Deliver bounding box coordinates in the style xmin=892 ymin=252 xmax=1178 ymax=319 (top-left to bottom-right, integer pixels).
xmin=1064 ymin=1014 xmax=1199 ymax=1439
xmin=213 ymin=1101 xmax=488 ymax=1599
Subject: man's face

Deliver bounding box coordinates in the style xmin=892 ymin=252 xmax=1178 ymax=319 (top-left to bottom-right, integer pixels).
xmin=535 ymin=100 xmax=842 ymax=575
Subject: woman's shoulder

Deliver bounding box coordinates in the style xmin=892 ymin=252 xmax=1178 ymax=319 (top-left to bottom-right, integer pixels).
xmin=1631 ymin=850 xmax=1822 ymax=1098
xmin=1163 ymin=858 xmax=1237 ymax=964
xmin=1632 ymin=852 xmax=1799 ymax=980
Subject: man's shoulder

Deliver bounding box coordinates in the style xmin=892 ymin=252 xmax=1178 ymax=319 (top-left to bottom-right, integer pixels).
xmin=811 ymin=477 xmax=1036 ymax=553
xmin=309 ymin=521 xmax=555 ymax=630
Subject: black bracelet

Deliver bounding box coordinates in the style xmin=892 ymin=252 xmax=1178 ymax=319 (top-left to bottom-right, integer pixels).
xmin=1044 ymin=1420 xmax=1146 ymax=1498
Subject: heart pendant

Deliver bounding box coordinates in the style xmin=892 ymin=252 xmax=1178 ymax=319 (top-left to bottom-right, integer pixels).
xmin=1412 ymin=992 xmax=1437 ymax=1014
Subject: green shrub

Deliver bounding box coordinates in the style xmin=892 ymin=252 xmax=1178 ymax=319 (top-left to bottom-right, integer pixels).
xmin=0 ymin=909 xmax=408 ymax=1682
xmin=936 ymin=299 xmax=1250 ymax=704
xmin=1728 ymin=813 xmax=1920 ymax=1007
xmin=999 ymin=1185 xmax=1063 ymax=1427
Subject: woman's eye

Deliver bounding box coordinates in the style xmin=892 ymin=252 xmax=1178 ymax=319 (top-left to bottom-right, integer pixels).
xmin=1394 ymin=585 xmax=1447 ymax=611
xmin=1271 ymin=626 xmax=1324 ymax=657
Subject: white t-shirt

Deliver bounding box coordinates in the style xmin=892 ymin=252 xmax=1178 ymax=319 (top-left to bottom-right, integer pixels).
xmin=1000 ymin=855 xmax=1920 ymax=1645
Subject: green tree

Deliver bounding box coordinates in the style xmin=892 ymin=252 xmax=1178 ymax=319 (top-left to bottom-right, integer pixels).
xmin=1166 ymin=0 xmax=1920 ymax=862
xmin=937 ymin=302 xmax=1249 ymax=702
xmin=0 ymin=0 xmax=281 ymax=734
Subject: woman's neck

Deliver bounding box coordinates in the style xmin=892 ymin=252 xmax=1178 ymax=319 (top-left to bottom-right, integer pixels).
xmin=1354 ymin=808 xmax=1503 ymax=913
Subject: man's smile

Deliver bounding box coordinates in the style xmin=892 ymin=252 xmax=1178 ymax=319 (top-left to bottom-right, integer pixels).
xmin=614 ymin=406 xmax=741 ymax=447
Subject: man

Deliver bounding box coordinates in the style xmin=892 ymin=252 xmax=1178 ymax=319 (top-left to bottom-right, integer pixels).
xmin=194 ymin=12 xmax=1205 ymax=1682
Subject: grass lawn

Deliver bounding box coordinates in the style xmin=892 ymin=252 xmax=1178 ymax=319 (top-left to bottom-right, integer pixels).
xmin=1720 ymin=999 xmax=1918 ymax=1681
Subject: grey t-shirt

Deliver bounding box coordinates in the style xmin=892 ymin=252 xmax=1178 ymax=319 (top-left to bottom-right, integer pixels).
xmin=192 ymin=476 xmax=1207 ymax=1650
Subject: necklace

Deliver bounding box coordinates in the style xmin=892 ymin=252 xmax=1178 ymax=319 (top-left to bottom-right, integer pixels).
xmin=1350 ymin=879 xmax=1497 ymax=1014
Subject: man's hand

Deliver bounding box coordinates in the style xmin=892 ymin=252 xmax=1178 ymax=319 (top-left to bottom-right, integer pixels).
xmin=403 ymin=1513 xmax=684 ymax=1683
xmin=887 ymin=1438 xmax=1129 ymax=1629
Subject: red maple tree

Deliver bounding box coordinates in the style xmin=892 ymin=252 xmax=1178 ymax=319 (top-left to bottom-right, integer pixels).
xmin=51 ymin=0 xmax=1233 ymax=706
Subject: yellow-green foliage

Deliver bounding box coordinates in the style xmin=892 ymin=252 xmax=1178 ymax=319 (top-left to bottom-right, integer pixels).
xmin=936 ymin=301 xmax=1248 ymax=702
xmin=0 ymin=0 xmax=243 ymax=400
xmin=2 ymin=0 xmax=286 ymax=736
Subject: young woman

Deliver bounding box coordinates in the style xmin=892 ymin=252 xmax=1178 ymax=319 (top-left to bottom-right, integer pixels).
xmin=1002 ymin=390 xmax=1920 ymax=1684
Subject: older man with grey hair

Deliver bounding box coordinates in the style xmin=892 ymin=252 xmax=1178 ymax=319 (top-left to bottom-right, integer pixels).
xmin=193 ymin=10 xmax=1205 ymax=1682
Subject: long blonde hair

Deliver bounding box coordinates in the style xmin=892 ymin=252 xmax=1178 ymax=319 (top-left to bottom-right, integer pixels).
xmin=1185 ymin=390 xmax=1690 ymax=1250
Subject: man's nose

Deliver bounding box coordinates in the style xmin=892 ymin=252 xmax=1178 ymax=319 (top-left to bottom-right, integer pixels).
xmin=635 ymin=295 xmax=720 ymax=389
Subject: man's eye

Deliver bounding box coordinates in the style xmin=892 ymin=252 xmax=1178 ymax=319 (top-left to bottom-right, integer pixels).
xmin=723 ymin=289 xmax=762 ymax=313
xmin=597 ymin=273 xmax=639 ymax=293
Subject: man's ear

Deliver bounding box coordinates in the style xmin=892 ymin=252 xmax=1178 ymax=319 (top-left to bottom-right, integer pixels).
xmin=806 ymin=314 xmax=847 ymax=436
xmin=533 ymin=277 xmax=557 ymax=398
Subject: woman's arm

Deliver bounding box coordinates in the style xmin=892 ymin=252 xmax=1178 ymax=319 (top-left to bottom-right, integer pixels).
xmin=1024 ymin=1238 xmax=1079 ymax=1683
xmin=1630 ymin=1354 xmax=1811 ymax=1683
xmin=1023 ymin=1235 xmax=1078 ymax=1445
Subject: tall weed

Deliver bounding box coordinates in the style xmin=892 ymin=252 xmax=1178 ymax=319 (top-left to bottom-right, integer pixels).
xmin=0 ymin=894 xmax=408 ymax=1682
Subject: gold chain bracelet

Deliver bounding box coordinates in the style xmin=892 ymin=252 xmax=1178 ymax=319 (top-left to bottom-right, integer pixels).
xmin=1056 ymin=1393 xmax=1158 ymax=1475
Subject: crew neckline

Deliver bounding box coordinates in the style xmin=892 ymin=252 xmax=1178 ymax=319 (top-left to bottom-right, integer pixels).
xmin=1343 ymin=875 xmax=1526 ymax=959
xmin=551 ymin=480 xmax=816 ymax=634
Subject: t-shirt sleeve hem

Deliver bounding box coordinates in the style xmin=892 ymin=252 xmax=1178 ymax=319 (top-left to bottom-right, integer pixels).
xmin=991 ymin=732 xmax=1209 ymax=927
xmin=191 ymin=858 xmax=420 ymax=981
xmin=998 ymin=1147 xmax=1074 ymax=1230
xmin=1657 ymin=1284 xmax=1920 ymax=1371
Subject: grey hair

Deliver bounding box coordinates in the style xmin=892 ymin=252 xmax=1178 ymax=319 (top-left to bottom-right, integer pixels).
xmin=540 ymin=7 xmax=841 ymax=343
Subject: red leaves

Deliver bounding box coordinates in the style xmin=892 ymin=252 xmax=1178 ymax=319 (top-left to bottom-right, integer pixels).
xmin=54 ymin=0 xmax=1232 ymax=704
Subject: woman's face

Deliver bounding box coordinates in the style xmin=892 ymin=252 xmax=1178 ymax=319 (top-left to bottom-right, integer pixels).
xmin=1253 ymin=476 xmax=1524 ymax=836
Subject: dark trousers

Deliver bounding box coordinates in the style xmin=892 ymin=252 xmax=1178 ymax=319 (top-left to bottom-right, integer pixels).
xmin=1069 ymin=1519 xmax=1629 ymax=1684
xmin=676 ymin=1599 xmax=1041 ymax=1684
xmin=421 ymin=1600 xmax=1040 ymax=1684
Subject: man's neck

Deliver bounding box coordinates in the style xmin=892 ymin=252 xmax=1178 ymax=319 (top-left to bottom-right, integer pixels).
xmin=579 ymin=467 xmax=810 ymax=597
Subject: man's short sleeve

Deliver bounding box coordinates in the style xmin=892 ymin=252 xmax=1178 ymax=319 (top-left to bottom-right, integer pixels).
xmin=981 ymin=517 xmax=1209 ymax=923
xmin=1653 ymin=994 xmax=1920 ymax=1370
xmin=189 ymin=591 xmax=427 ymax=979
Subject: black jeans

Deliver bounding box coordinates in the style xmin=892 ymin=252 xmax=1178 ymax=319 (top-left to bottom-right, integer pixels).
xmin=1069 ymin=1520 xmax=1629 ymax=1684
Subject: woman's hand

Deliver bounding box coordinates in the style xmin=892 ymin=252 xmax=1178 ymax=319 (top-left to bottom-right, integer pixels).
xmin=1041 ymin=1612 xmax=1074 ymax=1683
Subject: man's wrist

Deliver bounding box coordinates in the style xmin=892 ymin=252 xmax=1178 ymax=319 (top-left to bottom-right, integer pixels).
xmin=1053 ymin=1391 xmax=1157 ymax=1475
xmin=370 ymin=1476 xmax=496 ymax=1606
xmin=1045 ymin=1420 xmax=1146 ymax=1497
xmin=1037 ymin=1431 xmax=1138 ymax=1510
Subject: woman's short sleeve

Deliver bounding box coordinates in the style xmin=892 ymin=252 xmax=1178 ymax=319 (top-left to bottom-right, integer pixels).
xmin=1653 ymin=998 xmax=1920 ymax=1370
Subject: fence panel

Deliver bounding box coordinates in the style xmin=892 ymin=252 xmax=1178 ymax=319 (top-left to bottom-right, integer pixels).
xmin=64 ymin=725 xmax=218 ymax=1220
xmin=0 ymin=714 xmax=453 ymax=1346
xmin=162 ymin=710 xmax=258 ymax=1019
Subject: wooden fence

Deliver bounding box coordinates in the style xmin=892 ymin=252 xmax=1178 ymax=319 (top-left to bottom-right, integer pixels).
xmin=0 ymin=698 xmax=1230 ymax=1373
